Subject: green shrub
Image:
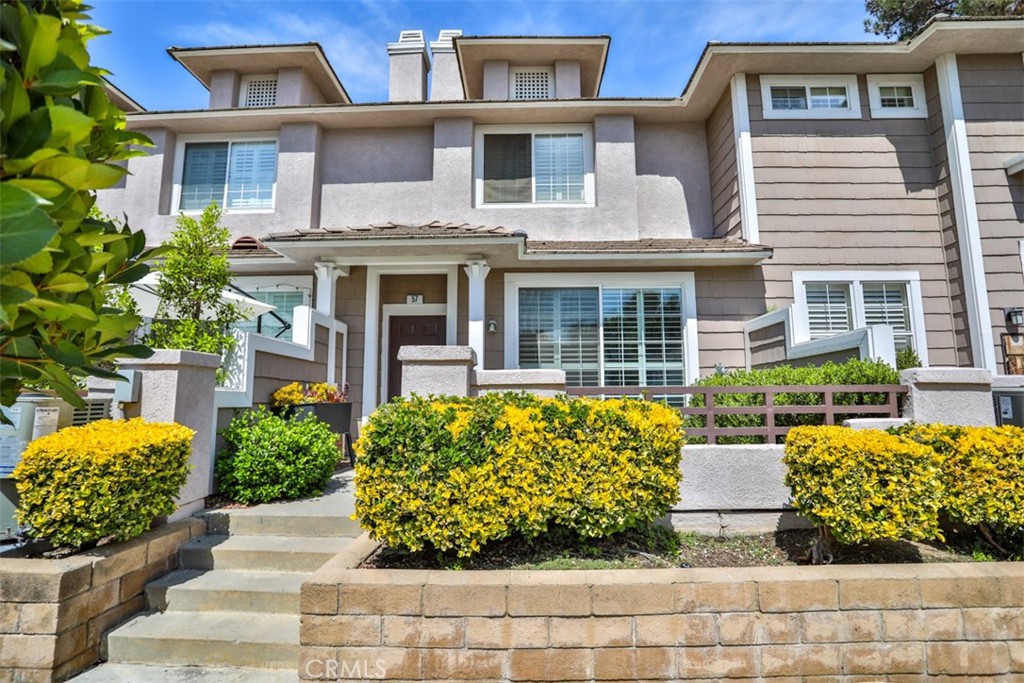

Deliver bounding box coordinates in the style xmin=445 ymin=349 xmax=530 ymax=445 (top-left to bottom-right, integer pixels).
xmin=684 ymin=359 xmax=901 ymax=444
xmin=783 ymin=426 xmax=944 ymax=546
xmin=896 ymin=346 xmax=922 ymax=372
xmin=14 ymin=419 xmax=193 ymax=548
xmin=355 ymin=392 xmax=683 ymax=557
xmin=217 ymin=406 xmax=339 ymax=504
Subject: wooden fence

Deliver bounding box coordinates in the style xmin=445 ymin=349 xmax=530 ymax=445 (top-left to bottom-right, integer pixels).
xmin=566 ymin=384 xmax=907 ymax=444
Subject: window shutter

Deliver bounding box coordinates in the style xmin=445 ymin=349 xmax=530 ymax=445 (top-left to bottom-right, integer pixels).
xmin=534 ymin=134 xmax=585 ymax=202
xmin=518 ymin=288 xmax=599 ymax=387
xmin=226 ymin=141 xmax=277 ymax=209
xmin=483 ymin=134 xmax=532 ymax=203
xmin=805 ymin=283 xmax=852 ymax=338
xmin=511 ymin=70 xmax=552 ymax=100
xmin=863 ymin=283 xmax=913 ymax=349
xmin=181 ymin=143 xmax=229 ymax=210
xmin=243 ymin=77 xmax=278 ymax=107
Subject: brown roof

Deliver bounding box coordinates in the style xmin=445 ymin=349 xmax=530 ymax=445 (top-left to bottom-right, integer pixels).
xmin=226 ymin=246 xmax=282 ymax=259
xmin=526 ymin=238 xmax=771 ymax=254
xmin=266 ymin=221 xmax=525 ymax=241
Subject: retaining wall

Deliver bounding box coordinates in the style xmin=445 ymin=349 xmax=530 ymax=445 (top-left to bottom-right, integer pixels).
xmin=0 ymin=518 xmax=205 ymax=682
xmin=300 ymin=535 xmax=1024 ymax=681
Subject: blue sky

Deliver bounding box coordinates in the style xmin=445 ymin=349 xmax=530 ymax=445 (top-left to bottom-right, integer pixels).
xmin=89 ymin=0 xmax=883 ymax=111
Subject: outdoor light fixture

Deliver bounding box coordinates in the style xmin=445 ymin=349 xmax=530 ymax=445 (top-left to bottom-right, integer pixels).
xmin=487 ymin=319 xmax=498 ymax=333
xmin=1006 ymin=308 xmax=1024 ymax=328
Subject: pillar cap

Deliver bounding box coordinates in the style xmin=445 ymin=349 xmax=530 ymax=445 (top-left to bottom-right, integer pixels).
xmin=397 ymin=345 xmax=475 ymax=364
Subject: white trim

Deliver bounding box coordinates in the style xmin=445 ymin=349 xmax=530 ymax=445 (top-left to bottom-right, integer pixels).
xmin=1004 ymin=152 xmax=1024 ymax=176
xmin=239 ymin=74 xmax=278 ymax=108
xmin=508 ymin=66 xmax=554 ymax=100
xmin=361 ymin=268 xmax=381 ymax=422
xmin=172 ymin=132 xmax=279 ymax=214
xmin=473 ymin=124 xmax=595 ymax=208
xmin=759 ymin=74 xmax=862 ymax=120
xmin=936 ymin=53 xmax=997 ymax=373
xmin=503 ymin=271 xmax=699 ymax=385
xmin=730 ymin=73 xmax=760 ymax=244
xmin=232 ymin=274 xmax=312 ymax=294
xmin=791 ymin=270 xmax=929 ymax=365
xmin=380 ymin=303 xmax=448 ymax=403
xmin=866 ymin=74 xmax=928 ymax=119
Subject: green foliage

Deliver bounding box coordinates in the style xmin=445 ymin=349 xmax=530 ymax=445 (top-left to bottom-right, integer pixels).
xmin=217 ymin=406 xmax=339 ymax=505
xmin=14 ymin=418 xmax=193 ymax=548
xmin=684 ymin=359 xmax=901 ymax=444
xmin=1 ymin=0 xmax=158 ymax=412
xmin=783 ymin=426 xmax=945 ymax=545
xmin=864 ymin=0 xmax=1022 ymax=39
xmin=896 ymin=346 xmax=922 ymax=372
xmin=355 ymin=392 xmax=683 ymax=558
xmin=144 ymin=202 xmax=242 ymax=364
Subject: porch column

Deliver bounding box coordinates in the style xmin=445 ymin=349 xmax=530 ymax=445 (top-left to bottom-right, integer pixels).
xmin=464 ymin=260 xmax=490 ymax=368
xmin=314 ymin=262 xmax=340 ymax=318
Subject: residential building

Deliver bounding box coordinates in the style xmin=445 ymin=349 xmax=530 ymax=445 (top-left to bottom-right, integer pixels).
xmin=97 ymin=18 xmax=1024 ymax=428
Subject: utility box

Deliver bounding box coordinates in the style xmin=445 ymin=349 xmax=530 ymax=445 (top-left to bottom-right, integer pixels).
xmin=993 ymin=390 xmax=1024 ymax=427
xmin=0 ymin=395 xmax=110 ymax=541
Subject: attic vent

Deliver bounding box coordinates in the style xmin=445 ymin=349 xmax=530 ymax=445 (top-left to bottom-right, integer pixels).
xmin=510 ymin=68 xmax=553 ymax=100
xmin=241 ymin=75 xmax=278 ymax=107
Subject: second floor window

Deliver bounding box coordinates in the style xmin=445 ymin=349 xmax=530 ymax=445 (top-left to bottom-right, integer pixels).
xmin=180 ymin=140 xmax=277 ymax=211
xmin=761 ymin=76 xmax=861 ymax=120
xmin=476 ymin=126 xmax=593 ymax=206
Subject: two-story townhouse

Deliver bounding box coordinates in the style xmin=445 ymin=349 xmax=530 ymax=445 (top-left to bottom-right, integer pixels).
xmin=97 ymin=18 xmax=1024 ymax=429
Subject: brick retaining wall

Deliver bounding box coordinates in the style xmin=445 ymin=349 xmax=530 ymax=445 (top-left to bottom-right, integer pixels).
xmin=300 ymin=534 xmax=1024 ymax=681
xmin=0 ymin=518 xmax=205 ymax=682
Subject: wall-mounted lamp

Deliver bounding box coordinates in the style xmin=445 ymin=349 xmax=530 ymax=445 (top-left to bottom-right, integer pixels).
xmin=1006 ymin=308 xmax=1024 ymax=329
xmin=487 ymin=319 xmax=498 ymax=333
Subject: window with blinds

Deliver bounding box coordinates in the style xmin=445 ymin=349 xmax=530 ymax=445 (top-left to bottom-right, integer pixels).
xmin=805 ymin=282 xmax=853 ymax=339
xmin=510 ymin=69 xmax=553 ymax=100
xmin=481 ymin=132 xmax=586 ymax=204
xmin=862 ymin=283 xmax=913 ymax=349
xmin=236 ymin=290 xmax=304 ymax=338
xmin=241 ymin=76 xmax=278 ymax=107
xmin=518 ymin=286 xmax=685 ymax=389
xmin=180 ymin=140 xmax=277 ymax=211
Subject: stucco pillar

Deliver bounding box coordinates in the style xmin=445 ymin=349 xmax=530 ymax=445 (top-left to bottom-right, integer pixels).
xmin=900 ymin=367 xmax=995 ymax=426
xmin=429 ymin=30 xmax=464 ymax=100
xmin=278 ymin=122 xmax=322 ymax=229
xmin=115 ymin=350 xmax=221 ymax=520
xmin=399 ymin=346 xmax=475 ymax=397
xmin=464 ymin=261 xmax=490 ymax=369
xmin=208 ymin=70 xmax=239 ymax=109
xmin=314 ymin=262 xmax=341 ymax=318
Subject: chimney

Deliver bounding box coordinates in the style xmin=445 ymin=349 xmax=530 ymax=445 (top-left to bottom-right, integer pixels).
xmin=429 ymin=29 xmax=464 ymax=101
xmin=387 ymin=30 xmax=430 ymax=102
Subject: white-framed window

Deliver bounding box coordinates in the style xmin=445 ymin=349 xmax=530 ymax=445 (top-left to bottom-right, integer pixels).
xmin=474 ymin=125 xmax=594 ymax=207
xmin=504 ymin=272 xmax=700 ymax=388
xmin=174 ymin=134 xmax=278 ymax=213
xmin=793 ymin=271 xmax=929 ymax=362
xmin=233 ymin=275 xmax=311 ymax=339
xmin=760 ymin=75 xmax=862 ymax=119
xmin=240 ymin=75 xmax=278 ymax=107
xmin=509 ymin=67 xmax=554 ymax=100
xmin=866 ymin=74 xmax=927 ymax=119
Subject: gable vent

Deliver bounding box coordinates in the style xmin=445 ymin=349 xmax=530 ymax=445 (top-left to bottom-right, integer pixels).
xmin=512 ymin=69 xmax=552 ymax=100
xmin=242 ymin=76 xmax=278 ymax=107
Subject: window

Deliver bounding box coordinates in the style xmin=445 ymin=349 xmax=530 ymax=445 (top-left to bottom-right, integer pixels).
xmin=506 ymin=273 xmax=699 ymax=389
xmin=233 ymin=276 xmax=311 ymax=339
xmin=178 ymin=140 xmax=277 ymax=212
xmin=866 ymin=75 xmax=927 ymax=119
xmin=794 ymin=271 xmax=927 ymax=359
xmin=510 ymin=67 xmax=553 ymax=100
xmin=760 ymin=75 xmax=861 ymax=119
xmin=475 ymin=126 xmax=594 ymax=206
xmin=240 ymin=75 xmax=278 ymax=107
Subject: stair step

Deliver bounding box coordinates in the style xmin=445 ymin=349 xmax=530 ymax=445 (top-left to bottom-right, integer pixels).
xmin=71 ymin=663 xmax=296 ymax=683
xmin=179 ymin=535 xmax=351 ymax=572
xmin=104 ymin=611 xmax=298 ymax=669
xmin=202 ymin=511 xmax=361 ymax=538
xmin=146 ymin=569 xmax=307 ymax=614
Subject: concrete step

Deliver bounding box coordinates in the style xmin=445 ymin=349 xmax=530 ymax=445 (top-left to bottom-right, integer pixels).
xmin=104 ymin=611 xmax=298 ymax=669
xmin=202 ymin=510 xmax=361 ymax=539
xmin=146 ymin=569 xmax=306 ymax=614
xmin=71 ymin=663 xmax=296 ymax=682
xmin=179 ymin=534 xmax=351 ymax=572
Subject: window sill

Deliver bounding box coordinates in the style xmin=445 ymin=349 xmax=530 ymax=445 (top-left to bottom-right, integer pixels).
xmin=178 ymin=208 xmax=276 ymax=216
xmin=476 ymin=202 xmax=594 ymax=210
xmin=761 ymin=109 xmax=862 ymax=120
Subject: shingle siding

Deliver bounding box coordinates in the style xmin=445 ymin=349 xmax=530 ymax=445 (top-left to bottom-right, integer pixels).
xmin=706 ymin=88 xmax=741 ymax=239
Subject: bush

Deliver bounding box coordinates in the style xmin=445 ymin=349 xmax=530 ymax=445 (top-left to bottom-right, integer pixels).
xmin=783 ymin=426 xmax=944 ymax=546
xmin=217 ymin=406 xmax=339 ymax=504
xmin=355 ymin=392 xmax=683 ymax=557
xmin=14 ymin=419 xmax=193 ymax=548
xmin=897 ymin=424 xmax=1024 ymax=534
xmin=685 ymin=359 xmax=901 ymax=444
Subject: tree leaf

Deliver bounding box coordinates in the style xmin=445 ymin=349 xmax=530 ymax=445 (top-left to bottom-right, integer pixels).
xmin=0 ymin=209 xmax=58 ymax=266
xmin=30 ymin=67 xmax=102 ymax=95
xmin=107 ymin=262 xmax=150 ymax=285
xmin=21 ymin=13 xmax=61 ymax=79
xmin=15 ymin=247 xmax=55 ymax=274
xmin=44 ymin=272 xmax=89 ymax=293
xmin=5 ymin=107 xmax=51 ymax=158
xmin=47 ymin=104 xmax=97 ymax=147
xmin=0 ymin=183 xmax=50 ymax=218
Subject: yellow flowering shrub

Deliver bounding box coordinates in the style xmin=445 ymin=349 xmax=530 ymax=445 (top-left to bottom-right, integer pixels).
xmin=355 ymin=392 xmax=683 ymax=557
xmin=897 ymin=424 xmax=1024 ymax=532
xmin=783 ymin=426 xmax=944 ymax=544
xmin=14 ymin=419 xmax=194 ymax=549
xmin=270 ymin=382 xmax=306 ymax=408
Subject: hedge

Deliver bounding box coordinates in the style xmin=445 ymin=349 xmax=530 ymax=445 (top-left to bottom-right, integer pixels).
xmin=354 ymin=392 xmax=683 ymax=557
xmin=14 ymin=418 xmax=193 ymax=549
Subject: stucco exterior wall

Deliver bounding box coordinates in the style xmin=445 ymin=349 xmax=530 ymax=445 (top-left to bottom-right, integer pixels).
xmin=959 ymin=54 xmax=1024 ymax=372
xmin=747 ymin=73 xmax=960 ymax=367
xmin=635 ymin=122 xmax=713 ymax=239
xmin=706 ymin=88 xmax=741 ymax=239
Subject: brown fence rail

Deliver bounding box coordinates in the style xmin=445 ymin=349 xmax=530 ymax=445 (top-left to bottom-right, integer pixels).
xmin=566 ymin=384 xmax=908 ymax=444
